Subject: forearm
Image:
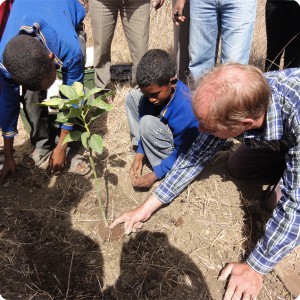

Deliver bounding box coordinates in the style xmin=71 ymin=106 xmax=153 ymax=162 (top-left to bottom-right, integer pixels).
xmin=3 ymin=137 xmax=14 ymax=160
xmin=142 ymin=194 xmax=164 ymax=216
xmin=56 ymin=129 xmax=69 ymax=151
xmin=154 ymin=135 xmax=224 ymax=204
xmin=247 ymin=191 xmax=300 ymax=274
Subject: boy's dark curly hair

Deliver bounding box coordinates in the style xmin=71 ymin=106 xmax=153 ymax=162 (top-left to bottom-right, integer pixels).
xmin=136 ymin=49 xmax=176 ymax=87
xmin=3 ymin=34 xmax=53 ymax=91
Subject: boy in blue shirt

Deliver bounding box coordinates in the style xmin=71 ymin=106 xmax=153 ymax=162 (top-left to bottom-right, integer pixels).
xmin=125 ymin=49 xmax=199 ymax=188
xmin=0 ymin=0 xmax=87 ymax=183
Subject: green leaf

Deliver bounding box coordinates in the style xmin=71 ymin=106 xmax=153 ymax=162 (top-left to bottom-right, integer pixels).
xmin=56 ymin=111 xmax=69 ymax=123
xmin=81 ymin=132 xmax=90 ymax=150
xmin=89 ymin=97 xmax=112 ymax=111
xmin=39 ymin=97 xmax=63 ymax=107
xmin=84 ymin=87 xmax=102 ymax=101
xmin=72 ymin=82 xmax=84 ymax=97
xmin=88 ymin=134 xmax=103 ymax=155
xmin=66 ymin=108 xmax=81 ymax=119
xmin=63 ymin=98 xmax=82 ymax=107
xmin=62 ymin=130 xmax=82 ymax=145
xmin=59 ymin=85 xmax=78 ymax=100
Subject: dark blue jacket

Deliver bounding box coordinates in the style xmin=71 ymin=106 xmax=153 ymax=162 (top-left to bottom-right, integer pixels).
xmin=137 ymin=80 xmax=200 ymax=179
xmin=0 ymin=0 xmax=85 ymax=137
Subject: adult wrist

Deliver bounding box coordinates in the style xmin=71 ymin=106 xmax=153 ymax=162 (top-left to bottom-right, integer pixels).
xmin=246 ymin=251 xmax=273 ymax=275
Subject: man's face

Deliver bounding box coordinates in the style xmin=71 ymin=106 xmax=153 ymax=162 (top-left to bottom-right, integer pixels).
xmin=140 ymin=84 xmax=172 ymax=106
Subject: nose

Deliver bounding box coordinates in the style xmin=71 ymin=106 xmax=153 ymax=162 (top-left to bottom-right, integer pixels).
xmin=148 ymin=97 xmax=156 ymax=103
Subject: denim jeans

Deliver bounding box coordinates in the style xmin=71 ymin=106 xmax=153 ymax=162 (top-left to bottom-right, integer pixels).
xmin=125 ymin=89 xmax=173 ymax=168
xmin=189 ymin=0 xmax=256 ymax=81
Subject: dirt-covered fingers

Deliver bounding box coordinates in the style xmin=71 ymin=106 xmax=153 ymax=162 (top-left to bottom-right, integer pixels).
xmin=131 ymin=222 xmax=144 ymax=232
xmin=109 ymin=213 xmax=130 ymax=229
xmin=242 ymin=293 xmax=251 ymax=300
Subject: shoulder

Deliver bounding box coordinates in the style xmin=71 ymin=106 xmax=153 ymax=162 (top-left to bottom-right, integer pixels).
xmin=173 ymin=80 xmax=192 ymax=101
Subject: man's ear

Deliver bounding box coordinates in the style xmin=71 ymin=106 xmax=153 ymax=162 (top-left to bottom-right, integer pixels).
xmin=240 ymin=118 xmax=255 ymax=130
xmin=169 ymin=77 xmax=177 ymax=88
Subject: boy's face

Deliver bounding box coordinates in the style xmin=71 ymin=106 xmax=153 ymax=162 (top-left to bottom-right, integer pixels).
xmin=140 ymin=83 xmax=173 ymax=106
xmin=41 ymin=60 xmax=57 ymax=90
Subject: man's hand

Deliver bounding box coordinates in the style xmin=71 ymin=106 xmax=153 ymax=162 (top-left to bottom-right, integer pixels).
xmin=218 ymin=262 xmax=263 ymax=300
xmin=0 ymin=137 xmax=17 ymax=184
xmin=109 ymin=194 xmax=163 ymax=234
xmin=173 ymin=0 xmax=186 ymax=25
xmin=152 ymin=0 xmax=165 ymax=10
xmin=132 ymin=172 xmax=158 ymax=189
xmin=130 ymin=153 xmax=144 ymax=184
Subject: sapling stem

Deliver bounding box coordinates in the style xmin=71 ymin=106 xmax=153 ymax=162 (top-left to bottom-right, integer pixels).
xmin=40 ymin=82 xmax=111 ymax=227
xmin=89 ymin=153 xmax=108 ymax=227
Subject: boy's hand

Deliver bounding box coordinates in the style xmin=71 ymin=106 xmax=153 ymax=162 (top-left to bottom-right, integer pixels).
xmin=48 ymin=129 xmax=69 ymax=173
xmin=48 ymin=147 xmax=66 ymax=172
xmin=132 ymin=172 xmax=158 ymax=189
xmin=0 ymin=157 xmax=17 ymax=184
xmin=130 ymin=153 xmax=144 ymax=184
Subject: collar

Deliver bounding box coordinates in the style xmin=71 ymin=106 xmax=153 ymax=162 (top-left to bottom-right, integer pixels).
xmin=19 ymin=23 xmax=63 ymax=68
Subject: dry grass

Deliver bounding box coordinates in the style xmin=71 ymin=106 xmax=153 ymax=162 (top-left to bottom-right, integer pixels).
xmin=1 ymin=0 xmax=300 ymax=299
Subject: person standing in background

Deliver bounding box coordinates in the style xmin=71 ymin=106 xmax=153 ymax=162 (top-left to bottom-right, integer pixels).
xmin=90 ymin=0 xmax=165 ymax=91
xmin=172 ymin=0 xmax=190 ymax=83
xmin=265 ymin=0 xmax=300 ymax=71
xmin=173 ymin=0 xmax=256 ymax=83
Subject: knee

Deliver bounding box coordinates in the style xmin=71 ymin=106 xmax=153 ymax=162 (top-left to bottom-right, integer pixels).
xmin=227 ymin=153 xmax=244 ymax=178
xmin=125 ymin=89 xmax=143 ymax=110
xmin=139 ymin=115 xmax=157 ymax=138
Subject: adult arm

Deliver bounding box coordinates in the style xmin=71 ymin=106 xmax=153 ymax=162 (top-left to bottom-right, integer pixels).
xmin=110 ymin=134 xmax=224 ymax=233
xmin=219 ymin=130 xmax=300 ymax=298
xmin=173 ymin=0 xmax=187 ymax=25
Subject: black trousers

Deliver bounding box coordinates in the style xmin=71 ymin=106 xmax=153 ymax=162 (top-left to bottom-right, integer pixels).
xmin=265 ymin=0 xmax=300 ymax=71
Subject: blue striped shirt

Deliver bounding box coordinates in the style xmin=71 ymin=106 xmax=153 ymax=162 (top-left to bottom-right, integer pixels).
xmin=153 ymin=68 xmax=300 ymax=274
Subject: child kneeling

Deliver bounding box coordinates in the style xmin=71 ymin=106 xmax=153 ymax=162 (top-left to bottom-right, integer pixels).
xmin=125 ymin=49 xmax=199 ymax=188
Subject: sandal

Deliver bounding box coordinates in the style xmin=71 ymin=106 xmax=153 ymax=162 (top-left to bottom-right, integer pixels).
xmin=67 ymin=153 xmax=91 ymax=176
xmin=22 ymin=149 xmax=52 ymax=168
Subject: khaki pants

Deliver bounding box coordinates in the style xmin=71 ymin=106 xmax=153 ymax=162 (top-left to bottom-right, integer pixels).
xmin=90 ymin=0 xmax=150 ymax=89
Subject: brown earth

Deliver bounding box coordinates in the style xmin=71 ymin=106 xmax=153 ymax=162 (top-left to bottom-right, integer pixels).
xmin=1 ymin=1 xmax=300 ymax=299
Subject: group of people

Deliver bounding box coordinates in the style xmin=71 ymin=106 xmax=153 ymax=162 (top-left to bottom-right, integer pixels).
xmin=0 ymin=0 xmax=300 ymax=299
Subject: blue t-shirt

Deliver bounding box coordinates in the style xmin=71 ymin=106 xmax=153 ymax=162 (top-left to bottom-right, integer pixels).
xmin=0 ymin=0 xmax=86 ymax=137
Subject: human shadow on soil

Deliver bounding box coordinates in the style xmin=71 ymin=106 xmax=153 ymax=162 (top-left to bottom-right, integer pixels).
xmin=0 ymin=165 xmax=104 ymax=299
xmin=103 ymin=230 xmax=213 ymax=300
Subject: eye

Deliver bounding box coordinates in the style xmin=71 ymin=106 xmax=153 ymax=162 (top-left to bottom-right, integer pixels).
xmin=149 ymin=92 xmax=160 ymax=98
